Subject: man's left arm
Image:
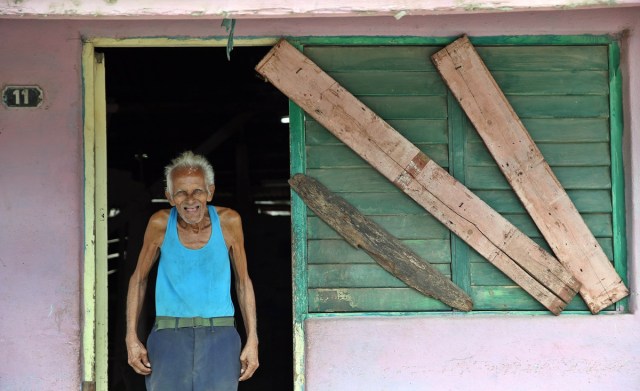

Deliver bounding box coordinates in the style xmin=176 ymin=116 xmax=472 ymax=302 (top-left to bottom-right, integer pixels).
xmin=221 ymin=208 xmax=259 ymax=381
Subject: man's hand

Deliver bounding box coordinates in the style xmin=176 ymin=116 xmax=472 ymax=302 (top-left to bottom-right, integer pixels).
xmin=126 ymin=338 xmax=152 ymax=375
xmin=239 ymin=341 xmax=259 ymax=381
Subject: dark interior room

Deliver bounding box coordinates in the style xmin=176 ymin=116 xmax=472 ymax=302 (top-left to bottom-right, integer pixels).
xmin=101 ymin=45 xmax=293 ymax=391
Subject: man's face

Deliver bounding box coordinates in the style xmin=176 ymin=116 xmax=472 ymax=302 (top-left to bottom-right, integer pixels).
xmin=166 ymin=167 xmax=215 ymax=225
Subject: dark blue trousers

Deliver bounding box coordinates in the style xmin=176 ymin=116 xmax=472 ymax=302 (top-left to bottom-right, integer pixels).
xmin=145 ymin=325 xmax=241 ymax=391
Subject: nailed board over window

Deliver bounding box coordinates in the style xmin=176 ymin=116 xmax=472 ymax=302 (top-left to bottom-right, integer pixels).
xmin=290 ymin=39 xmax=624 ymax=314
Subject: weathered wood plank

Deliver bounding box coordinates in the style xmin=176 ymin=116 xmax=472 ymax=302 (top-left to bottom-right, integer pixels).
xmin=257 ymin=40 xmax=581 ymax=314
xmin=433 ymin=35 xmax=628 ymax=313
xmin=289 ymin=174 xmax=473 ymax=311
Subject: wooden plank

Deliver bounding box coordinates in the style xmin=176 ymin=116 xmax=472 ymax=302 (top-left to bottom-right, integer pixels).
xmin=257 ymin=40 xmax=580 ymax=315
xmin=289 ymin=174 xmax=472 ymax=311
xmin=432 ymin=35 xmax=628 ymax=313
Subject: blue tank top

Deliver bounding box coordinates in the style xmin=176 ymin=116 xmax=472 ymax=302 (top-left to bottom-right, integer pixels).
xmin=155 ymin=206 xmax=235 ymax=318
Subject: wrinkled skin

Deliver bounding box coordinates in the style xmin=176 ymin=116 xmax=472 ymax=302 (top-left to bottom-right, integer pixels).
xmin=125 ymin=167 xmax=259 ymax=381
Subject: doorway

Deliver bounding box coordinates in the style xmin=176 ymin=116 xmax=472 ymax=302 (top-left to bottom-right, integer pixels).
xmin=100 ymin=46 xmax=293 ymax=391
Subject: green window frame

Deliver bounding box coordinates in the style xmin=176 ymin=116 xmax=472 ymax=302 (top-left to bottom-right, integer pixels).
xmin=289 ymin=35 xmax=627 ymax=320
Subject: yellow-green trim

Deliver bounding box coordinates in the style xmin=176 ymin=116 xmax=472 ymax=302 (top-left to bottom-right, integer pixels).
xmin=86 ymin=36 xmax=279 ymax=48
xmin=93 ymin=52 xmax=109 ymax=391
xmin=81 ymin=42 xmax=97 ymax=386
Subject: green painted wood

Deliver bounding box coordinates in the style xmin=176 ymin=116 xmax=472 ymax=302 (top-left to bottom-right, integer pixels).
xmin=303 ymin=46 xmax=441 ymax=71
xmin=293 ymin=35 xmax=614 ymax=48
xmin=307 ymin=215 xmax=450 ymax=240
xmin=308 ymin=263 xmax=452 ymax=288
xmin=306 ymin=168 xmax=396 ymax=193
xmin=468 ymin=237 xmax=613 ymax=263
xmin=468 ymin=35 xmax=615 ymax=46
xmin=609 ymin=40 xmax=629 ymax=312
xmin=306 ymin=119 xmax=448 ymax=144
xmin=466 ymin=142 xmax=611 ymax=166
xmin=290 ymin=173 xmax=471 ymax=311
xmin=302 ymin=45 xmax=609 ymax=72
xmin=448 ymin=93 xmax=473 ymax=304
xmin=292 ymin=37 xmax=621 ymax=315
xmin=490 ymin=71 xmax=609 ymax=95
xmin=305 ymin=168 xmax=399 ymax=193
xmin=465 ymin=166 xmax=611 ymax=190
xmin=356 ymin=95 xmax=448 ymax=119
xmin=329 ymin=71 xmax=447 ymax=95
xmin=499 ymin=213 xmax=613 ymax=238
xmin=305 ymin=192 xmax=427 ymax=215
xmin=466 ymin=118 xmax=610 ymax=143
xmin=473 ymin=189 xmax=612 ymax=214
xmin=307 ymin=144 xmax=449 ymax=168
xmin=498 ymin=95 xmax=610 ymax=118
xmin=307 ymin=239 xmax=452 ymax=264
xmin=475 ymin=46 xmax=609 ymax=71
xmin=308 ymin=288 xmax=451 ymax=312
xmin=470 ymin=286 xmax=591 ymax=311
xmin=289 ymin=101 xmax=308 ymax=324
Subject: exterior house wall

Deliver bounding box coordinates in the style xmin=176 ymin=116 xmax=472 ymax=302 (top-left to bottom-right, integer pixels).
xmin=0 ymin=6 xmax=638 ymax=390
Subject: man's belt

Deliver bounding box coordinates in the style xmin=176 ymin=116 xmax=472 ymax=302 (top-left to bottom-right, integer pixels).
xmin=155 ymin=316 xmax=235 ymax=330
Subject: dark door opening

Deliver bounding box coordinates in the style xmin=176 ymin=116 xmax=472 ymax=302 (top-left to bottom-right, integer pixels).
xmin=102 ymin=46 xmax=293 ymax=391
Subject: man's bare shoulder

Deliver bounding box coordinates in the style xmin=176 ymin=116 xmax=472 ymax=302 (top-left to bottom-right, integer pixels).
xmin=146 ymin=209 xmax=171 ymax=240
xmin=149 ymin=209 xmax=171 ymax=226
xmin=215 ymin=206 xmax=242 ymax=227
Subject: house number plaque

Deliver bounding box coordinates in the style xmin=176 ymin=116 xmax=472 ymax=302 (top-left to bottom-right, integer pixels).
xmin=2 ymin=86 xmax=43 ymax=108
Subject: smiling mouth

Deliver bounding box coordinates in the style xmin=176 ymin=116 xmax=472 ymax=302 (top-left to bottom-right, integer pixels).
xmin=184 ymin=205 xmax=200 ymax=213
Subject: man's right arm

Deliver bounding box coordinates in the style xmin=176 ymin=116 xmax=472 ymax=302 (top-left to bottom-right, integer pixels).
xmin=125 ymin=210 xmax=168 ymax=375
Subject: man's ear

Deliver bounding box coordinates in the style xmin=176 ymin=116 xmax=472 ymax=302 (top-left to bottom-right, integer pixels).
xmin=165 ymin=191 xmax=176 ymax=206
xmin=207 ymin=185 xmax=215 ymax=201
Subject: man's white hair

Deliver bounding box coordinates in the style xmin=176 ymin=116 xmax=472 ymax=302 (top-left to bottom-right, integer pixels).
xmin=165 ymin=151 xmax=215 ymax=196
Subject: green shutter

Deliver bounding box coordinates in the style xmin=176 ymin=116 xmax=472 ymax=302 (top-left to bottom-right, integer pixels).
xmin=293 ymin=39 xmax=623 ymax=314
xmin=304 ymin=45 xmax=452 ymax=312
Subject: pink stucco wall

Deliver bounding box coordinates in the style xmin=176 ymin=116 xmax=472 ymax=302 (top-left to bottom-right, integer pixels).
xmin=0 ymin=6 xmax=638 ymax=390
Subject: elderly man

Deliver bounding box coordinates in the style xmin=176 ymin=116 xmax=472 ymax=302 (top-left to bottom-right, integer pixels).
xmin=126 ymin=151 xmax=259 ymax=390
